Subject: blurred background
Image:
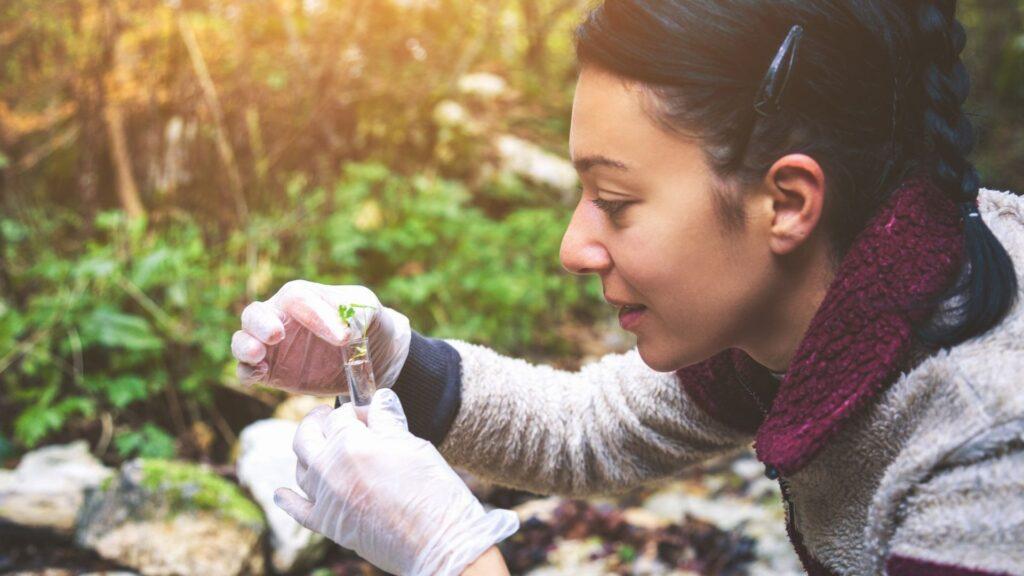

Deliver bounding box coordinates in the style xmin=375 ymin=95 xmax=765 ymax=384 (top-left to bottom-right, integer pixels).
xmin=1 ymin=1 xmax=1022 ymax=574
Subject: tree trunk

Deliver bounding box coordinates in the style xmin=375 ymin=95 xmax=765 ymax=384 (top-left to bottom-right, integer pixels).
xmin=103 ymin=104 xmax=144 ymax=219
xmin=101 ymin=0 xmax=144 ymax=219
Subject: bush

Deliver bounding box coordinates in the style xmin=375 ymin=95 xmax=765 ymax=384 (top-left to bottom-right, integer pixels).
xmin=0 ymin=163 xmax=603 ymax=453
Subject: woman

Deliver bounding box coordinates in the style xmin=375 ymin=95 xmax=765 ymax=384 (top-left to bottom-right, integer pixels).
xmin=231 ymin=1 xmax=1024 ymax=574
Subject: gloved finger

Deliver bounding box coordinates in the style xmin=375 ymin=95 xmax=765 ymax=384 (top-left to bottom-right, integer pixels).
xmin=278 ymin=285 xmax=348 ymax=347
xmin=231 ymin=330 xmax=267 ymax=365
xmin=236 ymin=361 xmax=268 ymax=386
xmin=293 ymin=405 xmax=331 ymax=469
xmin=325 ymin=402 xmax=365 ymax=438
xmin=241 ymin=301 xmax=287 ymax=345
xmin=367 ymin=388 xmax=409 ymax=435
xmin=296 ymin=458 xmax=313 ymax=499
xmin=274 ymin=487 xmax=314 ymax=527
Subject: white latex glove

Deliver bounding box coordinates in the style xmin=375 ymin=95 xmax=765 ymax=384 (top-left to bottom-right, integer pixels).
xmin=274 ymin=389 xmax=519 ymax=576
xmin=232 ymin=281 xmax=412 ymax=397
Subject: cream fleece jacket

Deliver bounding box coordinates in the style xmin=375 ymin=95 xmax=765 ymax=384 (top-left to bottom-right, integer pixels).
xmin=385 ymin=187 xmax=1024 ymax=575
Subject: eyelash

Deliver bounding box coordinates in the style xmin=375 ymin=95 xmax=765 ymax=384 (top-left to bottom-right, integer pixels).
xmin=590 ymin=197 xmax=631 ymax=219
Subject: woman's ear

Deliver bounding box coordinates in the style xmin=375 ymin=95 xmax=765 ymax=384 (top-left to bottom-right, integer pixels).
xmin=762 ymin=154 xmax=826 ymax=255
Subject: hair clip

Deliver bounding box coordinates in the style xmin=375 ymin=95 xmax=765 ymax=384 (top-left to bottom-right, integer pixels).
xmin=754 ymin=25 xmax=804 ymax=117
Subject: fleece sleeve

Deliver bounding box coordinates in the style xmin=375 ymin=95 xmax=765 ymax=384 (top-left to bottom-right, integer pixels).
xmin=419 ymin=338 xmax=753 ymax=497
xmin=884 ymin=422 xmax=1024 ymax=576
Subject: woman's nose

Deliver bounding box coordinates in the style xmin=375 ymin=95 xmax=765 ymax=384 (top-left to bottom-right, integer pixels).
xmin=560 ymin=201 xmax=612 ymax=275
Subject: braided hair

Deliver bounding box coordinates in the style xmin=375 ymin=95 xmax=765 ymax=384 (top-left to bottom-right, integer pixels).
xmin=913 ymin=0 xmax=1019 ymax=345
xmin=575 ymin=0 xmax=1018 ymax=348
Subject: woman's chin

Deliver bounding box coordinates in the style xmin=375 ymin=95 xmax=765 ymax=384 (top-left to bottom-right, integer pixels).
xmin=636 ymin=343 xmax=684 ymax=373
xmin=637 ymin=340 xmax=710 ymax=373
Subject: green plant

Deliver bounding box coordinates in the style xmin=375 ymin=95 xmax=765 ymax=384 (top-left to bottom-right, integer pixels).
xmin=0 ymin=162 xmax=605 ymax=456
xmin=115 ymin=424 xmax=177 ymax=460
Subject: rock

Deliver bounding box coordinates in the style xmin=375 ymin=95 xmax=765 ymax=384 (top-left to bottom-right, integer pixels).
xmin=523 ymin=538 xmax=610 ymax=576
xmin=0 ymin=441 xmax=113 ymax=535
xmin=236 ymin=419 xmax=327 ymax=573
xmin=76 ymin=459 xmax=265 ymax=576
xmin=271 ymin=395 xmax=335 ymax=422
xmin=457 ymin=73 xmax=508 ymax=99
xmin=494 ymin=135 xmax=578 ymax=199
xmin=731 ymin=454 xmax=766 ymax=482
xmin=512 ymin=496 xmax=563 ymax=524
xmin=620 ymin=508 xmax=668 ymax=531
xmin=433 ymin=100 xmax=471 ymax=128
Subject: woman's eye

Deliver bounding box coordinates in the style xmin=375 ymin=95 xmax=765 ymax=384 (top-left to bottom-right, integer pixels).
xmin=590 ymin=197 xmax=631 ymax=219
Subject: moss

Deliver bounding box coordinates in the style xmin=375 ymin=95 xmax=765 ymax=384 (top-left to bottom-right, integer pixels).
xmin=138 ymin=458 xmax=264 ymax=528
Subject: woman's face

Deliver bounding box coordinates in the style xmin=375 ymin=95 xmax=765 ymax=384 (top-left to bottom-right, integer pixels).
xmin=562 ymin=66 xmax=781 ymax=372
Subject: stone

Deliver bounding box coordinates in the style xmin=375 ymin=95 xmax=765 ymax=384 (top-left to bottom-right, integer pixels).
xmin=76 ymin=459 xmax=265 ymax=576
xmin=512 ymin=496 xmax=563 ymax=523
xmin=494 ymin=135 xmax=578 ymax=199
xmin=457 ymin=73 xmax=508 ymax=99
xmin=271 ymin=395 xmax=335 ymax=423
xmin=0 ymin=441 xmax=113 ymax=535
xmin=236 ymin=419 xmax=327 ymax=573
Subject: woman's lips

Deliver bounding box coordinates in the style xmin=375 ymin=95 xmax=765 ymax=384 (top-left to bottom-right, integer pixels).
xmin=618 ymin=305 xmax=646 ymax=330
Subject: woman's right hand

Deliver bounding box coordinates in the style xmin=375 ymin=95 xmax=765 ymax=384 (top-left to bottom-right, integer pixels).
xmin=231 ymin=281 xmax=412 ymax=397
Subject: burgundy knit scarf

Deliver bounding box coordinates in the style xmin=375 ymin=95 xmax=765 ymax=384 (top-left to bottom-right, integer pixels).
xmin=678 ymin=176 xmax=966 ymax=474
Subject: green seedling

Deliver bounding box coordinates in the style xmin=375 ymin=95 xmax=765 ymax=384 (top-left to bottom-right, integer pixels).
xmin=338 ymin=302 xmax=376 ymax=327
xmin=338 ymin=303 xmax=375 ymax=362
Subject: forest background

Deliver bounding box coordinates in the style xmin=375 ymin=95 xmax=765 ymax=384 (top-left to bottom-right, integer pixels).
xmin=2 ymin=0 xmax=1023 ymax=470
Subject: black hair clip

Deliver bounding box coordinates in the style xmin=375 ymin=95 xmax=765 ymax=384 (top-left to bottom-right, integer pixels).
xmin=754 ymin=25 xmax=804 ymax=117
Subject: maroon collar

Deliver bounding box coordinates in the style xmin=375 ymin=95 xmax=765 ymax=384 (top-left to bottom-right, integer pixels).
xmin=677 ymin=177 xmax=966 ymax=475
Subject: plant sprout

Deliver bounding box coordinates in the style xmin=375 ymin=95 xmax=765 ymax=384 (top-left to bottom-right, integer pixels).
xmin=337 ymin=302 xmax=378 ymax=407
xmin=338 ymin=303 xmax=376 ymax=362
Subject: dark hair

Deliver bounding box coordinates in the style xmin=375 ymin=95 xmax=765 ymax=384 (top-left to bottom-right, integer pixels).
xmin=575 ymin=0 xmax=1018 ymax=348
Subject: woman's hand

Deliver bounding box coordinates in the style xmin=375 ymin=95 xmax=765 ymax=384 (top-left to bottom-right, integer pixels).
xmin=274 ymin=389 xmax=519 ymax=576
xmin=232 ymin=281 xmax=411 ymax=396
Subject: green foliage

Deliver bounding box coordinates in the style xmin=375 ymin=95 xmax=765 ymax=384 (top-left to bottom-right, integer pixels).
xmin=0 ymin=162 xmax=603 ymax=452
xmin=618 ymin=544 xmax=638 ymax=563
xmin=1 ymin=205 xmax=252 ymax=450
xmin=115 ymin=424 xmax=177 ymax=460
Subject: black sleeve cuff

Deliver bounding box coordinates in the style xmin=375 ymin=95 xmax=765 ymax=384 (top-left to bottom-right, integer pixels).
xmin=337 ymin=331 xmax=462 ymax=446
xmin=393 ymin=332 xmax=463 ymax=445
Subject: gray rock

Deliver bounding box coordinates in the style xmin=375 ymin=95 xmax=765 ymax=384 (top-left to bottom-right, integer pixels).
xmin=457 ymin=73 xmax=508 ymax=99
xmin=75 ymin=459 xmax=265 ymax=576
xmin=0 ymin=441 xmax=113 ymax=534
xmin=236 ymin=419 xmax=327 ymax=573
xmin=494 ymin=135 xmax=578 ymax=199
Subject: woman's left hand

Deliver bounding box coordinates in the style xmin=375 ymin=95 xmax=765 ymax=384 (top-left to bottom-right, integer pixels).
xmin=274 ymin=389 xmax=519 ymax=576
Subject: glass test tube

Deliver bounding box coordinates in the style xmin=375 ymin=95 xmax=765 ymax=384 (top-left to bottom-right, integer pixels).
xmin=341 ymin=335 xmax=377 ymax=409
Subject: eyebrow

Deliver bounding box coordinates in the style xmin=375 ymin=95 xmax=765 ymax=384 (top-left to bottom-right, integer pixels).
xmin=572 ymin=155 xmax=631 ymax=174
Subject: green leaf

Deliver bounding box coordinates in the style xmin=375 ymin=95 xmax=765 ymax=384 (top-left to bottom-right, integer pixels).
xmin=14 ymin=404 xmax=65 ymax=447
xmin=80 ymin=307 xmax=164 ymax=351
xmin=115 ymin=424 xmax=176 ymax=459
xmin=104 ymin=375 xmax=149 ymax=409
xmin=618 ymin=545 xmax=637 ymax=563
xmin=0 ymin=218 xmax=26 ymax=242
xmin=131 ymin=248 xmax=172 ymax=289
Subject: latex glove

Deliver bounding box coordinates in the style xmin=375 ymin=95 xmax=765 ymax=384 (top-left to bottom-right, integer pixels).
xmin=274 ymin=389 xmax=519 ymax=576
xmin=232 ymin=281 xmax=412 ymax=397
